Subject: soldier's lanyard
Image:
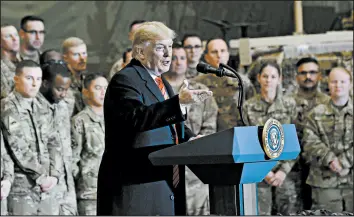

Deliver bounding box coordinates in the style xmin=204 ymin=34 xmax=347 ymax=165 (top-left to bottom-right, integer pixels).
xmin=27 ymin=110 xmax=45 ymax=164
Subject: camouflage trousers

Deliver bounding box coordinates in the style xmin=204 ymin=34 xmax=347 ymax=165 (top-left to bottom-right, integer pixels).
xmin=258 ymin=183 xmax=273 ymax=215
xmin=311 ymin=187 xmax=353 ymax=213
xmin=258 ymin=174 xmax=302 ymax=215
xmin=7 ymin=187 xmax=60 ymax=215
xmin=56 ymin=176 xmax=78 ymax=215
xmin=276 ymin=172 xmax=303 ymax=215
xmin=185 ymin=166 xmax=210 ymax=216
xmin=78 ymin=199 xmax=97 ymax=215
xmin=1 ymin=199 xmax=8 ymax=215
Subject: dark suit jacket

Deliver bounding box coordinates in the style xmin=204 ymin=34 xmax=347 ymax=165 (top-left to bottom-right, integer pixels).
xmin=97 ymin=59 xmax=195 ymax=216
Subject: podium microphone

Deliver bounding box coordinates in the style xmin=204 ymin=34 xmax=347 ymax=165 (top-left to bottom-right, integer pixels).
xmin=196 ymin=62 xmax=237 ymax=78
xmin=196 ymin=61 xmax=247 ymax=126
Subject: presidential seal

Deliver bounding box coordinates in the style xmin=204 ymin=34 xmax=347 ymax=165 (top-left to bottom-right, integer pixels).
xmin=262 ymin=118 xmax=284 ymax=159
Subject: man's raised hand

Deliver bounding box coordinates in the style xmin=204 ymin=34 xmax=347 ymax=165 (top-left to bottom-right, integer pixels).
xmin=178 ymin=80 xmax=213 ymax=105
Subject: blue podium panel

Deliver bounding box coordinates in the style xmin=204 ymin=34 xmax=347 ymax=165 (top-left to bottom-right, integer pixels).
xmin=239 ymin=162 xmax=277 ymax=184
xmin=232 ymin=124 xmax=300 ymax=163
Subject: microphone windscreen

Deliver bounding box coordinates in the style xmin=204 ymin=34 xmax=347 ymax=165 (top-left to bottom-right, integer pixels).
xmin=196 ymin=62 xmax=208 ymax=73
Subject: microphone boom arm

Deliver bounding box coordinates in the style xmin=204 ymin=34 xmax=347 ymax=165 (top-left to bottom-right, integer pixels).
xmin=219 ymin=63 xmax=247 ymax=126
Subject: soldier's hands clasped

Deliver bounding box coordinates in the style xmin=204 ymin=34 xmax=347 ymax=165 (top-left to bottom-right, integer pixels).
xmin=40 ymin=176 xmax=58 ymax=192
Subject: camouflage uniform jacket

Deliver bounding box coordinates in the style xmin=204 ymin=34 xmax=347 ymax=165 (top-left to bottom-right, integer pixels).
xmin=242 ymin=94 xmax=297 ymax=174
xmin=288 ymin=89 xmax=330 ymax=171
xmin=71 ymin=106 xmax=105 ymax=200
xmin=170 ymin=80 xmax=218 ymax=136
xmin=39 ymin=93 xmax=77 ymax=214
xmin=192 ymin=73 xmax=255 ymax=131
xmin=289 ymin=89 xmax=330 ymax=142
xmin=19 ymin=50 xmax=40 ymax=64
xmin=0 ymin=130 xmax=13 ymax=216
xmin=1 ymin=59 xmax=16 ymax=99
xmin=66 ymin=73 xmax=86 ymax=117
xmin=108 ymin=57 xmax=123 ymax=81
xmin=1 ymin=130 xmax=14 ymax=184
xmin=0 ymin=91 xmax=60 ymax=193
xmin=302 ymin=99 xmax=353 ymax=188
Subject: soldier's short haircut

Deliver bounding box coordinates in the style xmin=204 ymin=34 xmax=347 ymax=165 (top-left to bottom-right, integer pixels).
xmin=181 ymin=33 xmax=201 ymax=46
xmin=122 ymin=48 xmax=132 ymax=63
xmin=204 ymin=37 xmax=229 ymax=54
xmin=258 ymin=61 xmax=282 ymax=76
xmin=130 ymin=20 xmax=146 ymax=31
xmin=83 ymin=72 xmax=106 ymax=89
xmin=15 ymin=60 xmax=40 ymax=75
xmin=40 ymin=49 xmax=61 ymax=65
xmin=20 ymin=15 xmax=44 ymax=30
xmin=172 ymin=41 xmax=183 ymax=49
xmin=42 ymin=62 xmax=71 ymax=82
xmin=62 ymin=37 xmax=86 ymax=54
xmin=296 ymin=57 xmax=319 ymax=68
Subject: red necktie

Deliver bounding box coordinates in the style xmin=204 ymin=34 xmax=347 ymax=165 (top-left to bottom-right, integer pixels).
xmin=155 ymin=77 xmax=180 ymax=188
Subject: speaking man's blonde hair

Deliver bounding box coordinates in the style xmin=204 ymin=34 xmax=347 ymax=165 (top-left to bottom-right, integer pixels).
xmin=62 ymin=37 xmax=86 ymax=54
xmin=131 ymin=21 xmax=176 ymax=58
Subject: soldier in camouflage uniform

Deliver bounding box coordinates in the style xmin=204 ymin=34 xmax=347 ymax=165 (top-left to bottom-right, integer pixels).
xmin=71 ymin=72 xmax=107 ymax=215
xmin=164 ymin=44 xmax=218 ymax=215
xmin=242 ymin=62 xmax=297 ymax=215
xmin=303 ymin=67 xmax=353 ymax=213
xmin=18 ymin=16 xmax=45 ymax=64
xmin=182 ymin=34 xmax=204 ymax=79
xmin=247 ymin=52 xmax=298 ymax=96
xmin=192 ymin=38 xmax=255 ymax=131
xmin=1 ymin=130 xmax=14 ymax=216
xmin=39 ymin=50 xmax=76 ymax=114
xmin=39 ymin=62 xmax=78 ymax=215
xmin=62 ymin=37 xmax=88 ymax=116
xmin=1 ymin=24 xmax=21 ymax=99
xmin=287 ymin=57 xmax=330 ymax=210
xmin=0 ymin=60 xmax=60 ymax=215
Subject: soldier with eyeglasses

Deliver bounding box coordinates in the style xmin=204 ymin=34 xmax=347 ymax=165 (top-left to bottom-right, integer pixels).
xmin=182 ymin=34 xmax=204 ymax=79
xmin=19 ymin=16 xmax=45 ymax=64
xmin=286 ymin=57 xmax=330 ymax=211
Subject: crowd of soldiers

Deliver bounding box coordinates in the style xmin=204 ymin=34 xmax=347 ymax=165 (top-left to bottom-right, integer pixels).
xmin=0 ymin=15 xmax=353 ymax=216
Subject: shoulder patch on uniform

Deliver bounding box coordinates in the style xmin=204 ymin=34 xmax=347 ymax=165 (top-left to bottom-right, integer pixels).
xmin=3 ymin=114 xmax=20 ymax=134
xmin=74 ymin=117 xmax=84 ymax=134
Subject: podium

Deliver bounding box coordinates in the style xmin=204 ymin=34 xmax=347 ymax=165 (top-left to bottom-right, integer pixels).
xmin=149 ymin=123 xmax=300 ymax=215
